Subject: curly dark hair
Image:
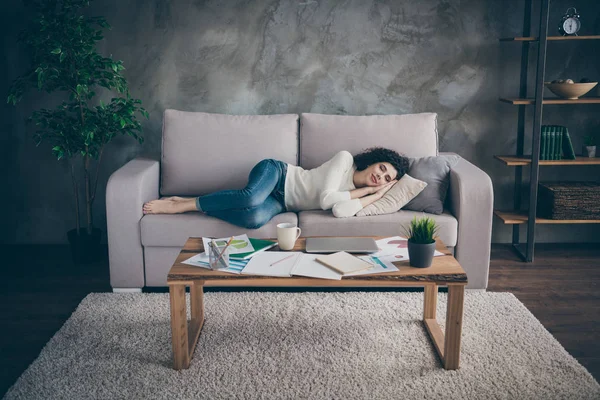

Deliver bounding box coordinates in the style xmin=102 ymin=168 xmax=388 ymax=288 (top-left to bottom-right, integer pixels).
xmin=353 ymin=147 xmax=409 ymax=179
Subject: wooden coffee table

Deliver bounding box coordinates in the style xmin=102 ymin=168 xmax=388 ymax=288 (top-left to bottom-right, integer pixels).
xmin=167 ymin=236 xmax=468 ymax=371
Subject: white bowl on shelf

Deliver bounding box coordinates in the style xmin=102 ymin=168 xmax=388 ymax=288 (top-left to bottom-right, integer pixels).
xmin=544 ymin=82 xmax=598 ymax=99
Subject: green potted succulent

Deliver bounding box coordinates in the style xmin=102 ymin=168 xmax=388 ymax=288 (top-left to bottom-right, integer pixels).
xmin=403 ymin=216 xmax=439 ymax=268
xmin=7 ymin=0 xmax=148 ymax=263
xmin=583 ymin=134 xmax=596 ymax=158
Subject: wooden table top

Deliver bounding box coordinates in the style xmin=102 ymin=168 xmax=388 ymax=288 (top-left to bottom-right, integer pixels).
xmin=167 ymin=236 xmax=468 ymax=286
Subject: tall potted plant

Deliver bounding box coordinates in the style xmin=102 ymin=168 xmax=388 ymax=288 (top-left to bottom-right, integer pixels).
xmin=403 ymin=216 xmax=439 ymax=268
xmin=8 ymin=0 xmax=148 ymax=263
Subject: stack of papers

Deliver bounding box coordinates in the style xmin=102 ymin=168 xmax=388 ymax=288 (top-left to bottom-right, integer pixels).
xmin=181 ymin=252 xmax=249 ymax=274
xmin=241 ymin=251 xmax=399 ymax=280
xmin=201 ymin=235 xmax=255 ymax=256
xmin=180 ymin=234 xmax=265 ymax=274
xmin=181 ymin=235 xmax=441 ymax=279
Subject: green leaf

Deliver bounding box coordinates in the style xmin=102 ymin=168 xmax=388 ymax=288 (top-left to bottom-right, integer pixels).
xmin=51 ymin=48 xmax=61 ymax=54
xmin=59 ymin=52 xmax=66 ymax=62
xmin=37 ymin=70 xmax=44 ymax=89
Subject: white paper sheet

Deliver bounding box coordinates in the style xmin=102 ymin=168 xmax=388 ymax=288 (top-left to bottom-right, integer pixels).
xmin=343 ymin=256 xmax=399 ymax=276
xmin=182 ymin=252 xmax=211 ymax=268
xmin=373 ymin=236 xmax=444 ymax=263
xmin=201 ymin=234 xmax=255 ymax=255
xmin=241 ymin=252 xmax=301 ymax=277
xmin=182 ymin=252 xmax=248 ymax=274
xmin=291 ymin=253 xmax=342 ymax=280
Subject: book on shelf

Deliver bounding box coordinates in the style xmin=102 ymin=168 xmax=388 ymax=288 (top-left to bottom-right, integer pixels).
xmin=554 ymin=126 xmax=561 ymax=160
xmin=548 ymin=127 xmax=553 ymax=160
xmin=548 ymin=126 xmax=554 ymax=160
xmin=540 ymin=125 xmax=576 ymax=160
xmin=555 ymin=126 xmax=562 ymax=160
xmin=540 ymin=126 xmax=549 ymax=160
xmin=552 ymin=126 xmax=558 ymax=160
xmin=562 ymin=128 xmax=576 ymax=159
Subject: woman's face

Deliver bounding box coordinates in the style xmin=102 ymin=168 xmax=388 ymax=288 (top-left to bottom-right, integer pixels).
xmin=362 ymin=162 xmax=398 ymax=187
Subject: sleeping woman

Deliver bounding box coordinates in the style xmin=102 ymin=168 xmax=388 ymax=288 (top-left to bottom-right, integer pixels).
xmin=143 ymin=147 xmax=409 ymax=228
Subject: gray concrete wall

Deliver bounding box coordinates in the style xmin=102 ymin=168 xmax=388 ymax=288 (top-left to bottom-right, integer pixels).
xmin=2 ymin=0 xmax=599 ymax=244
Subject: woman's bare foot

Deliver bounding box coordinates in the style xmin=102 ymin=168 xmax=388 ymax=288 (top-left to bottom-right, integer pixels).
xmin=143 ymin=198 xmax=198 ymax=214
xmin=162 ymin=196 xmax=187 ymax=202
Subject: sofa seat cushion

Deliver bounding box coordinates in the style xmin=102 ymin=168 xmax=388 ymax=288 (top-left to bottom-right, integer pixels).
xmin=298 ymin=210 xmax=457 ymax=247
xmin=141 ymin=212 xmax=298 ymax=247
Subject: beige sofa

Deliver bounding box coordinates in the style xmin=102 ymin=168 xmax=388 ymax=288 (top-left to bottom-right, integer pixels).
xmin=106 ymin=110 xmax=493 ymax=290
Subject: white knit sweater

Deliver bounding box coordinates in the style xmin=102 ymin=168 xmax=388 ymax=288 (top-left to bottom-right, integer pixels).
xmin=284 ymin=151 xmax=363 ymax=217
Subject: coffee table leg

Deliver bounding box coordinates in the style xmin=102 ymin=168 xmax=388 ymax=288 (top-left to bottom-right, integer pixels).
xmin=444 ymin=284 xmax=465 ymax=370
xmin=423 ymin=284 xmax=438 ymax=319
xmin=169 ymin=284 xmax=189 ymax=370
xmin=423 ymin=283 xmax=465 ymax=370
xmin=188 ymin=282 xmax=205 ymax=363
xmin=423 ymin=285 xmax=444 ymax=365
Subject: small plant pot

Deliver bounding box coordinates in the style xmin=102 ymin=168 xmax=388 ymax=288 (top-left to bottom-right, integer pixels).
xmin=583 ymin=145 xmax=596 ymax=158
xmin=407 ymin=240 xmax=436 ymax=268
xmin=67 ymin=227 xmax=102 ymax=264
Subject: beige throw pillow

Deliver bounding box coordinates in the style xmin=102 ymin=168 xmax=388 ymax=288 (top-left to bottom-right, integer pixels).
xmin=356 ymin=174 xmax=427 ymax=217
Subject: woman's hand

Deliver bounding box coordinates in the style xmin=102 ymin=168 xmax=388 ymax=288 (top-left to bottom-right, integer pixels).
xmin=358 ymin=180 xmax=397 ymax=208
xmin=373 ymin=180 xmax=397 ymax=198
xmin=365 ymin=184 xmax=384 ymax=194
xmin=350 ymin=180 xmax=397 ymax=201
xmin=368 ymin=180 xmax=398 ymax=195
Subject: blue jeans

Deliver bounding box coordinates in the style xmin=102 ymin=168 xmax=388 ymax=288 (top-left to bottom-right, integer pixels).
xmin=196 ymin=159 xmax=287 ymax=229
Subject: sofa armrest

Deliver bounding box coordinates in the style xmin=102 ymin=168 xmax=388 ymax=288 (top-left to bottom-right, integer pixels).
xmin=106 ymin=158 xmax=160 ymax=289
xmin=443 ymin=153 xmax=493 ymax=289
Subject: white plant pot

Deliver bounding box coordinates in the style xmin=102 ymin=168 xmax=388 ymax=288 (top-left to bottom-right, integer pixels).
xmin=584 ymin=145 xmax=596 ymax=158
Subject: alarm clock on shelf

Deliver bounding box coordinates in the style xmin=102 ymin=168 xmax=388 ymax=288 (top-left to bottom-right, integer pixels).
xmin=559 ymin=7 xmax=581 ymax=36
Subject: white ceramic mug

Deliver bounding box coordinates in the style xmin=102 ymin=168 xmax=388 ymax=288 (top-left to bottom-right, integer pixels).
xmin=277 ymin=223 xmax=301 ymax=251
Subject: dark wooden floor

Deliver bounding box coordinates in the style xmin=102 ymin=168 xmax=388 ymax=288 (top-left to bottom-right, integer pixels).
xmin=487 ymin=243 xmax=600 ymax=382
xmin=0 ymin=244 xmax=598 ymax=396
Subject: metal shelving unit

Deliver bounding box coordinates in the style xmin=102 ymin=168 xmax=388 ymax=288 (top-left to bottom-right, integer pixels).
xmin=496 ymin=0 xmax=600 ymax=262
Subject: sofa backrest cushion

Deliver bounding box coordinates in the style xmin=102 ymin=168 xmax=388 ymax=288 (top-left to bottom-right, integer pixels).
xmin=299 ymin=113 xmax=438 ymax=169
xmin=161 ymin=110 xmax=299 ymax=195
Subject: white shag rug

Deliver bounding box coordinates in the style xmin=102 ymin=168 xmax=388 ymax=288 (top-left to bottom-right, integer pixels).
xmin=3 ymin=291 xmax=599 ymax=400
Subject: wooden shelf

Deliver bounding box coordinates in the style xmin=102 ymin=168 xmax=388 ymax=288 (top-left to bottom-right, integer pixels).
xmin=494 ymin=155 xmax=600 ymax=166
xmin=494 ymin=210 xmax=600 ymax=225
xmin=499 ymin=97 xmax=600 ymax=105
xmin=500 ymin=35 xmax=600 ymax=42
